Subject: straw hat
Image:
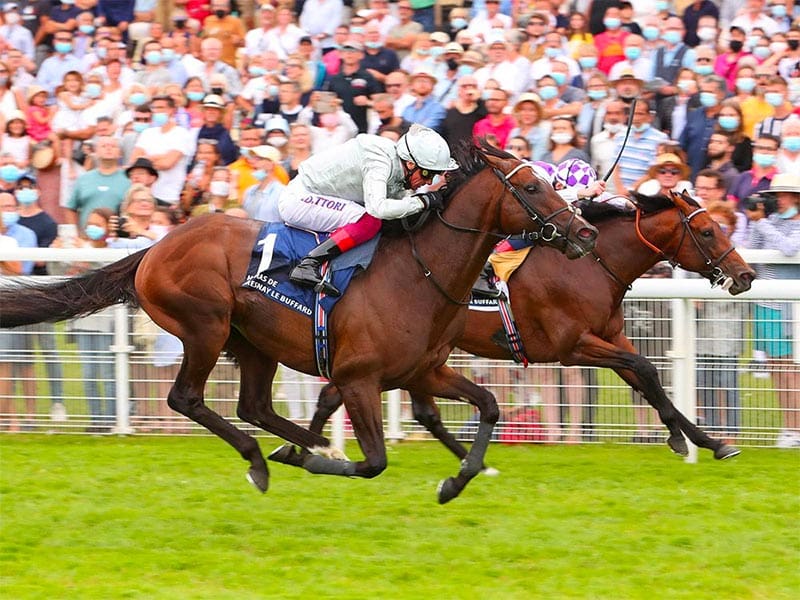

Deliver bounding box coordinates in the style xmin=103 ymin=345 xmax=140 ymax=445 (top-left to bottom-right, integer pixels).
xmin=460 ymin=50 xmax=485 ymax=68
xmin=646 ymin=152 xmax=690 ymax=179
xmin=513 ymin=92 xmax=542 ymax=112
xmin=30 ymin=144 xmax=56 ymax=170
xmin=26 ymin=84 xmax=47 ymax=103
xmin=768 ymin=173 xmax=800 ymax=193
xmin=250 ymin=145 xmax=281 ymax=162
xmin=410 ymin=66 xmax=437 ymax=84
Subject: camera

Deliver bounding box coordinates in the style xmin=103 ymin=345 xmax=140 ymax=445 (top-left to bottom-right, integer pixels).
xmin=116 ymin=216 xmax=131 ymax=238
xmin=743 ymin=193 xmax=778 ymax=216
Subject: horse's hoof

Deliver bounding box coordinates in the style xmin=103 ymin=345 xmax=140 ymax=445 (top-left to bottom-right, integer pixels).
xmin=246 ymin=468 xmax=269 ymax=493
xmin=668 ymin=435 xmax=689 ymax=457
xmin=437 ymin=477 xmax=461 ymax=504
xmin=268 ymin=444 xmax=298 ymax=464
xmin=481 ymin=466 xmax=501 ymax=477
xmin=715 ymin=444 xmax=741 ymax=460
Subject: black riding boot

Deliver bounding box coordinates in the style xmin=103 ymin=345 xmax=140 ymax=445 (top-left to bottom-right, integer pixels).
xmin=290 ymin=237 xmax=343 ymax=296
xmin=471 ymin=262 xmax=503 ymax=299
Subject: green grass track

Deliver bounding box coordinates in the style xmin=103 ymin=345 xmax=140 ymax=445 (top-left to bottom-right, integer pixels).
xmin=1 ymin=436 xmax=798 ymax=599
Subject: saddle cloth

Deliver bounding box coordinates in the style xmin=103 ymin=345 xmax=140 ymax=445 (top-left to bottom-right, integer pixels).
xmin=243 ymin=222 xmax=380 ymax=316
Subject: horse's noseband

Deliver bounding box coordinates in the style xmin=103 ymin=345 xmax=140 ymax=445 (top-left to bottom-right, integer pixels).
xmin=491 ymin=165 xmax=575 ymax=245
xmin=636 ymin=203 xmax=736 ymax=286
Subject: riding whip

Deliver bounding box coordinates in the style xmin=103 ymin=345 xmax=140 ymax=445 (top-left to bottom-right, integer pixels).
xmin=602 ymin=97 xmax=638 ymax=183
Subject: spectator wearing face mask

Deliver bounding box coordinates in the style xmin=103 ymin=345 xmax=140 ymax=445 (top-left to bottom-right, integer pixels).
xmin=754 ymin=75 xmax=795 ymax=139
xmin=682 ymin=0 xmax=720 ymax=48
xmin=0 ymin=4 xmax=34 ymax=62
xmin=777 ymin=115 xmax=800 ymax=174
xmin=728 ymin=134 xmax=781 ymax=203
xmin=15 ymin=172 xmax=56 ymax=276
xmin=203 ymin=0 xmax=245 ymax=67
xmin=189 ymin=167 xmax=240 ymax=218
xmin=679 ymin=74 xmax=729 ymax=178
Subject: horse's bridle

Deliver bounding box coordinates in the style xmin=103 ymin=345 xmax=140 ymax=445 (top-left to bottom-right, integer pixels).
xmin=407 ymin=161 xmax=584 ymax=305
xmin=634 ymin=201 xmax=736 ymax=288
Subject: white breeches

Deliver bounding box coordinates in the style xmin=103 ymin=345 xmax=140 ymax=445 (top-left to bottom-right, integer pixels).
xmin=278 ymin=179 xmax=367 ymax=233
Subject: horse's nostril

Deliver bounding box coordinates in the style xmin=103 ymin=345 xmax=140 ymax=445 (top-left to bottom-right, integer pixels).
xmin=578 ymin=227 xmax=597 ymax=241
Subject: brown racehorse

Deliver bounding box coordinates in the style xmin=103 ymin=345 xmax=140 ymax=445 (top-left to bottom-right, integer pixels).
xmin=309 ymin=191 xmax=756 ymax=467
xmin=0 ymin=143 xmax=597 ymax=503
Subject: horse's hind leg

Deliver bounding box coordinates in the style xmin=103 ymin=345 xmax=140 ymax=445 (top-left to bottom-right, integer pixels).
xmin=167 ymin=339 xmax=272 ymax=492
xmin=226 ymin=331 xmax=333 ymax=455
xmin=408 ymin=365 xmax=500 ymax=504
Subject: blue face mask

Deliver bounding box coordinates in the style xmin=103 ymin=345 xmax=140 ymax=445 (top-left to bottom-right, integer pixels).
xmin=429 ymin=46 xmax=445 ymax=57
xmin=782 ymin=136 xmax=800 ymax=152
xmin=365 ymin=41 xmax=382 ymax=50
xmin=268 ymin=84 xmax=279 ymax=97
xmin=85 ymin=224 xmax=107 ymax=240
xmin=132 ymin=121 xmax=150 ymax=133
xmin=451 ymin=18 xmax=468 ymax=30
xmin=551 ymin=72 xmax=566 ymax=86
xmin=699 ymin=92 xmax=718 ymax=107
xmin=603 ymin=18 xmax=621 ymax=30
xmin=252 ymin=169 xmax=267 ymax=181
xmin=129 ymin=92 xmax=148 ymax=106
xmin=624 ymin=47 xmax=641 ymax=61
xmin=718 ymin=115 xmax=740 ymax=131
xmin=161 ymin=49 xmax=176 ymax=63
xmin=662 ymin=30 xmax=682 ymax=45
xmin=579 ymin=56 xmax=598 ymax=69
xmin=248 ymin=66 xmax=267 ymax=76
xmin=752 ymin=153 xmax=776 ymax=168
xmin=187 ymin=90 xmax=205 ymax=102
xmin=2 ymin=211 xmax=19 ymax=227
xmin=771 ymin=5 xmax=787 ymax=18
xmin=79 ymin=24 xmax=95 ymax=35
xmin=643 ymin=26 xmax=660 ymax=41
xmin=457 ymin=65 xmax=474 ymax=76
xmin=753 ymin=47 xmax=771 ymax=60
xmin=655 ymin=0 xmax=670 ymax=11
xmin=538 ymin=85 xmax=558 ymax=100
xmin=633 ymin=123 xmax=649 ymax=133
xmin=0 ymin=164 xmax=21 ymax=182
xmin=151 ymin=112 xmax=169 ymax=127
xmin=16 ymin=188 xmax=38 ymax=205
xmin=778 ymin=206 xmax=798 ymax=219
xmin=55 ymin=42 xmax=72 ymax=54
xmin=764 ymin=92 xmax=784 ymax=107
xmin=96 ymin=46 xmax=107 ymax=59
xmin=85 ymin=83 xmax=102 ymax=98
xmin=694 ymin=64 xmax=714 ymax=76
xmin=587 ymin=89 xmax=607 ymax=101
xmin=736 ymin=77 xmax=756 ymax=92
xmin=544 ymin=47 xmax=561 ymax=58
xmin=145 ymin=51 xmax=162 ymax=65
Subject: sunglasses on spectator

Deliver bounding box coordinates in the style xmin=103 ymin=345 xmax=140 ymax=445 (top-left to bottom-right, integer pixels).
xmin=198 ymin=138 xmax=219 ymax=145
xmin=133 ymin=117 xmax=151 ymax=122
xmin=658 ymin=168 xmax=681 ymax=175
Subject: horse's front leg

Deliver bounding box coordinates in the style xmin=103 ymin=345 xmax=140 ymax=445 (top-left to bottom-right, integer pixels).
xmin=570 ymin=331 xmax=738 ymax=459
xmin=408 ymin=365 xmax=500 ymax=504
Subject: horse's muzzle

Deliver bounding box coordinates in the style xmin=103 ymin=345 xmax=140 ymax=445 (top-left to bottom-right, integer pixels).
xmin=564 ymin=224 xmax=598 ymax=259
xmin=728 ymin=268 xmax=756 ymax=296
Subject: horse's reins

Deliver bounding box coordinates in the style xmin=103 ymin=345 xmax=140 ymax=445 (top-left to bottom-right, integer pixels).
xmin=633 ymin=199 xmax=736 ymax=288
xmin=407 ymin=162 xmax=583 ymax=305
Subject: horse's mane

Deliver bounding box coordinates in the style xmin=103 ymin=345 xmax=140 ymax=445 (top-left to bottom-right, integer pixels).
xmin=574 ymin=191 xmax=700 ymax=225
xmin=444 ymin=140 xmax=517 ymax=201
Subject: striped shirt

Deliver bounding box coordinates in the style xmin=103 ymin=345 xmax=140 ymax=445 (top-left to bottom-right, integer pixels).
xmin=614 ymin=125 xmax=669 ymax=189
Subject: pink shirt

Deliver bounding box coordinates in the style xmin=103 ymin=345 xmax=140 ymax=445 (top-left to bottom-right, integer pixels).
xmin=25 ymin=105 xmax=51 ymax=142
xmin=473 ymin=114 xmax=516 ymax=150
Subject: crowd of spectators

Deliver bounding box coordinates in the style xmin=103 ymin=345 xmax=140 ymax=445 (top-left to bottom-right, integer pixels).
xmin=0 ymin=0 xmax=798 ymax=442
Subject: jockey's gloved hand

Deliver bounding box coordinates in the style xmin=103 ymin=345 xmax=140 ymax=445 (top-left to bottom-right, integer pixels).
xmin=416 ymin=190 xmax=444 ymax=212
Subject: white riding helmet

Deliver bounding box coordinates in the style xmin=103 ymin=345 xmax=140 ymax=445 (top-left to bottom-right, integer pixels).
xmin=396 ymin=124 xmax=459 ymax=172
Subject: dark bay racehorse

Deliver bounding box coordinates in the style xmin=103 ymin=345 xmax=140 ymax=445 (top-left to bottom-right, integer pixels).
xmin=309 ymin=191 xmax=756 ymax=467
xmin=0 ymin=144 xmax=597 ymax=502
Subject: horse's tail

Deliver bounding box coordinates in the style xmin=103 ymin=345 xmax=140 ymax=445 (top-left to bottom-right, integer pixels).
xmin=0 ymin=249 xmax=148 ymax=329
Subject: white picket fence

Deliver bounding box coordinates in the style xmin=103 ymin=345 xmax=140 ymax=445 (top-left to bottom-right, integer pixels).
xmin=0 ymin=247 xmax=798 ymax=459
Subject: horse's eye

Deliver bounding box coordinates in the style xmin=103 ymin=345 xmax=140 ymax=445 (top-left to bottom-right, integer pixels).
xmin=701 ymin=229 xmax=714 ymax=238
xmin=525 ymin=184 xmax=538 ymax=193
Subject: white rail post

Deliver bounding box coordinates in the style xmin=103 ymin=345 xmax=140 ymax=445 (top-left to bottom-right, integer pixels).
xmin=331 ymin=404 xmax=345 ymax=452
xmin=386 ymin=389 xmax=404 ymax=441
xmin=110 ymin=305 xmax=134 ymax=435
xmin=669 ymin=292 xmax=698 ymax=464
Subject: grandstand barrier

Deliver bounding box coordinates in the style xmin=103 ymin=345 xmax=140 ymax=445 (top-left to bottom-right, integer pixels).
xmin=1 ymin=247 xmax=798 ymax=458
